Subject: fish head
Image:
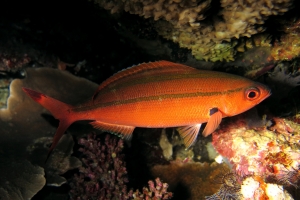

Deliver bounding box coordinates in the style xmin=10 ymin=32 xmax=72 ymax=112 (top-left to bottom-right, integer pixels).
xmin=222 ymin=82 xmax=271 ymax=116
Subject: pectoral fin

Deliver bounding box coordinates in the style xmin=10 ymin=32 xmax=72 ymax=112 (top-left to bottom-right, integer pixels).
xmin=202 ymin=108 xmax=223 ymax=137
xmin=90 ymin=121 xmax=135 ymax=140
xmin=177 ymin=124 xmax=201 ymax=148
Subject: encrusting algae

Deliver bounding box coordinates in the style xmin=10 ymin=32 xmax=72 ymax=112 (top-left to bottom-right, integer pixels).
xmin=94 ymin=0 xmax=293 ymax=61
xmin=211 ymin=115 xmax=300 ymax=199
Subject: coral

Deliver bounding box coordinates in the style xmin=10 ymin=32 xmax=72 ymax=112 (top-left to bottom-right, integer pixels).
xmin=151 ymin=161 xmax=229 ymax=199
xmin=205 ymin=170 xmax=242 ymax=200
xmin=159 ymin=129 xmax=173 ymax=160
xmin=275 ymin=166 xmax=300 ymax=188
xmin=0 ymin=78 xmax=11 ymax=109
xmin=131 ymin=178 xmax=173 ymax=200
xmin=270 ymin=19 xmax=300 ymax=61
xmin=0 ymin=67 xmax=98 ymax=194
xmin=94 ymin=0 xmax=211 ymax=28
xmin=44 ymin=134 xmax=82 ymax=186
xmin=95 ymin=0 xmax=293 ymax=61
xmin=69 ymin=133 xmax=130 ymax=199
xmin=211 ymin=116 xmax=300 ymax=189
xmin=0 ymin=155 xmax=45 ymax=200
xmin=0 ymin=67 xmax=97 ymax=156
xmin=235 ymin=33 xmax=272 ymax=53
xmin=153 ymin=17 xmax=238 ymax=62
xmin=69 ymin=133 xmax=173 ymax=200
xmin=240 ymin=176 xmax=294 ymax=200
xmin=0 ymin=21 xmax=58 ymax=72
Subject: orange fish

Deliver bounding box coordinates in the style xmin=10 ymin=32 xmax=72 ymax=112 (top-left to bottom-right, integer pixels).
xmin=23 ymin=60 xmax=270 ymax=155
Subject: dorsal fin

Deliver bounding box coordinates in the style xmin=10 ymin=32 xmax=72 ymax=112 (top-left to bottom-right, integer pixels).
xmin=92 ymin=60 xmax=196 ymax=100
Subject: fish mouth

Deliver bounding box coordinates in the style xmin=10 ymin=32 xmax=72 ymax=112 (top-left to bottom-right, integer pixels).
xmin=266 ymin=86 xmax=272 ymax=96
xmin=256 ymin=83 xmax=271 ymax=100
xmin=262 ymin=85 xmax=272 ymax=100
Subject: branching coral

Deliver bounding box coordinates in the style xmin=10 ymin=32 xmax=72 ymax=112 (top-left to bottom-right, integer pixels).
xmin=94 ymin=0 xmax=293 ymax=61
xmin=131 ymin=178 xmax=173 ymax=200
xmin=69 ymin=133 xmax=130 ymax=199
xmin=69 ymin=133 xmax=173 ymax=200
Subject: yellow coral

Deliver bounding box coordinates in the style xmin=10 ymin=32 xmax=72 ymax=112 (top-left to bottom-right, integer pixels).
xmin=95 ymin=0 xmax=293 ymax=61
xmin=270 ymin=19 xmax=300 ymax=61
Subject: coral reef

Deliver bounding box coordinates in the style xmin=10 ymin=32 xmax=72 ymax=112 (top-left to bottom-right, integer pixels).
xmin=69 ymin=133 xmax=173 ymax=200
xmin=131 ymin=177 xmax=173 ymax=200
xmin=205 ymin=171 xmax=241 ymax=200
xmin=240 ymin=176 xmax=294 ymax=199
xmin=0 ymin=67 xmax=98 ymax=197
xmin=94 ymin=0 xmax=211 ymax=27
xmin=95 ymin=0 xmax=293 ymax=61
xmin=0 ymin=78 xmax=11 ymax=109
xmin=151 ymin=162 xmax=229 ymax=199
xmin=44 ymin=134 xmax=82 ymax=186
xmin=69 ymin=133 xmax=130 ymax=199
xmin=0 ymin=155 xmax=45 ymax=200
xmin=0 ymin=20 xmax=58 ymax=72
xmin=159 ymin=129 xmax=173 ymax=160
xmin=270 ymin=19 xmax=300 ymax=61
xmin=0 ymin=67 xmax=97 ymax=157
xmin=211 ymin=115 xmax=300 ymax=198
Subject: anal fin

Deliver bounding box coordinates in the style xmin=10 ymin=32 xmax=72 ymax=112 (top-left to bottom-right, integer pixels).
xmin=90 ymin=121 xmax=135 ymax=140
xmin=202 ymin=108 xmax=223 ymax=137
xmin=177 ymin=124 xmax=201 ymax=148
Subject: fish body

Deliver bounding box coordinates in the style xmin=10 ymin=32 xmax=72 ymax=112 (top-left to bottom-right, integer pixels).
xmin=23 ymin=61 xmax=271 ymax=155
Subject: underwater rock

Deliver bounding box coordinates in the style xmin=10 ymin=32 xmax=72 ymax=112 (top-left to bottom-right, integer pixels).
xmin=212 ymin=115 xmax=300 ymax=191
xmin=205 ymin=170 xmax=242 ymax=200
xmin=0 ymin=155 xmax=45 ymax=200
xmin=0 ymin=67 xmax=97 ymax=190
xmin=95 ymin=0 xmax=293 ymax=61
xmin=0 ymin=66 xmax=97 ymax=156
xmin=151 ymin=161 xmax=229 ymax=199
xmin=44 ymin=134 xmax=82 ymax=187
xmin=240 ymin=176 xmax=294 ymax=200
xmin=0 ymin=78 xmax=11 ymax=109
xmin=270 ymin=18 xmax=300 ymax=61
xmin=159 ymin=129 xmax=173 ymax=160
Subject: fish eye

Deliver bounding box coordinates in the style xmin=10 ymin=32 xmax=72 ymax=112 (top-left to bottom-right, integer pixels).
xmin=245 ymin=87 xmax=260 ymax=100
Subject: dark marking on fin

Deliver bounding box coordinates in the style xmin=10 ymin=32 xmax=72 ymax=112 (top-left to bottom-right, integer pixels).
xmin=202 ymin=109 xmax=223 ymax=137
xmin=210 ymin=107 xmax=218 ymax=115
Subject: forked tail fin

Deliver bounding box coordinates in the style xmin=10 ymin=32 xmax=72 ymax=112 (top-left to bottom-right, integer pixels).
xmin=22 ymin=87 xmax=75 ymax=161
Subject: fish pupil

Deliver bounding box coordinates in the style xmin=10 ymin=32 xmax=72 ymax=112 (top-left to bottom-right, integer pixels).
xmin=248 ymin=91 xmax=256 ymax=98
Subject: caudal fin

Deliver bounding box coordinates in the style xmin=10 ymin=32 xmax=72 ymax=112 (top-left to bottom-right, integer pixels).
xmin=22 ymin=87 xmax=75 ymax=160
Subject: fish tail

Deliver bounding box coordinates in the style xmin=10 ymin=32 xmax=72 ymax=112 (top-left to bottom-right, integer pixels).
xmin=22 ymin=87 xmax=75 ymax=160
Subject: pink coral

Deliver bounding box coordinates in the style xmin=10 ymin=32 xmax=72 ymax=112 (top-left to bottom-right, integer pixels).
xmin=212 ymin=116 xmax=300 ymax=188
xmin=131 ymin=178 xmax=173 ymax=200
xmin=69 ymin=133 xmax=172 ymax=200
xmin=69 ymin=133 xmax=129 ymax=199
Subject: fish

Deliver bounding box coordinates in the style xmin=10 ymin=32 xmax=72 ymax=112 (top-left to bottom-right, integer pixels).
xmin=22 ymin=60 xmax=271 ymax=156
